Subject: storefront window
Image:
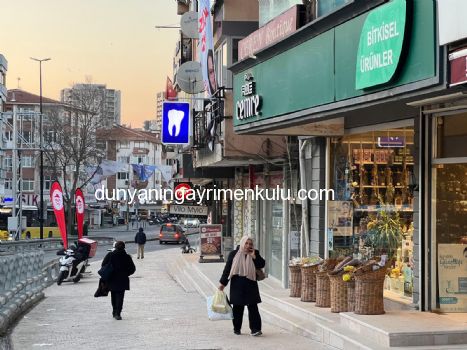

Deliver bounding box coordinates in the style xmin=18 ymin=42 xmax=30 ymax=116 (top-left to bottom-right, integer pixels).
xmin=433 ymin=113 xmax=467 ymax=312
xmin=329 ymin=127 xmax=415 ymax=298
xmin=269 ymin=200 xmax=283 ymax=280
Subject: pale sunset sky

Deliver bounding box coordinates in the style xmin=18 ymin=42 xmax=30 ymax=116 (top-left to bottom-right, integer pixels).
xmin=2 ymin=0 xmax=180 ymax=127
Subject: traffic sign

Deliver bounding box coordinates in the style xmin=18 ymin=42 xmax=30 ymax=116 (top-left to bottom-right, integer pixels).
xmin=162 ymin=102 xmax=190 ymax=145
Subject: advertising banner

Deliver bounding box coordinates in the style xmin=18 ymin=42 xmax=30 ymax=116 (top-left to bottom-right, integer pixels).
xmin=438 ymin=244 xmax=467 ymax=312
xmin=327 ymin=201 xmax=353 ymax=236
xmin=200 ymin=224 xmax=223 ymax=258
xmin=75 ymin=188 xmax=85 ymax=240
xmin=50 ymin=181 xmax=67 ymax=248
xmin=198 ymin=0 xmax=217 ymax=96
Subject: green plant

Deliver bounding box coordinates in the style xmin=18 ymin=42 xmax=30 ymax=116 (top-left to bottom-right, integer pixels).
xmin=365 ymin=205 xmax=403 ymax=258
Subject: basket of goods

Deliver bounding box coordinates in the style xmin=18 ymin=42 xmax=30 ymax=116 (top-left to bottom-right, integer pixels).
xmin=328 ymin=257 xmax=361 ymax=313
xmin=353 ymin=257 xmax=389 ymax=315
xmin=300 ymin=256 xmax=323 ymax=302
xmin=289 ymin=258 xmax=303 ymax=297
xmin=315 ymin=258 xmax=339 ymax=308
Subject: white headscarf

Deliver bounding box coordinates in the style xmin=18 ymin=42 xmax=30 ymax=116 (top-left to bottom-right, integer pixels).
xmin=228 ymin=236 xmax=256 ymax=281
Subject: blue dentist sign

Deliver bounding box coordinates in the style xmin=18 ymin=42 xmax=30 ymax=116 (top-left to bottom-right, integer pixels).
xmin=162 ymin=101 xmax=190 ymax=145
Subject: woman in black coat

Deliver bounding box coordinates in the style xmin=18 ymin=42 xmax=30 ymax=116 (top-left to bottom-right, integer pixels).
xmin=101 ymin=241 xmax=136 ymax=320
xmin=219 ymin=236 xmax=265 ymax=336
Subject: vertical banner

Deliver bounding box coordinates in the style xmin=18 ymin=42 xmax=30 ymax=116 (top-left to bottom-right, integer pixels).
xmin=198 ymin=0 xmax=217 ymax=96
xmin=50 ymin=181 xmax=67 ymax=248
xmin=75 ymin=188 xmax=85 ymax=240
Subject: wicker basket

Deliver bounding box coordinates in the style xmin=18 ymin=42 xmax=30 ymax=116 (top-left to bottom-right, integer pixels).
xmin=354 ymin=266 xmax=387 ymax=315
xmin=329 ymin=272 xmax=349 ymax=313
xmin=289 ymin=265 xmax=302 ymax=297
xmin=300 ymin=265 xmax=319 ymax=302
xmin=315 ymin=271 xmax=331 ymax=307
xmin=347 ymin=280 xmax=356 ymax=312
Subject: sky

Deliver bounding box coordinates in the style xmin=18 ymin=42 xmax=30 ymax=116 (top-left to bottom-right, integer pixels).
xmin=2 ymin=0 xmax=180 ymax=127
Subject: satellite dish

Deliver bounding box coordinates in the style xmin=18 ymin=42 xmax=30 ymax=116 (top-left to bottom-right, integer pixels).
xmin=181 ymin=11 xmax=198 ymax=39
xmin=176 ymin=61 xmax=205 ymax=94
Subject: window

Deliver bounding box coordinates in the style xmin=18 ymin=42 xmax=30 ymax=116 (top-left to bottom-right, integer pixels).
xmin=133 ymin=141 xmax=145 ymax=148
xmin=318 ymin=0 xmax=352 ymax=17
xmin=4 ymin=157 xmax=12 ymax=171
xmin=3 ymin=130 xmax=12 ymax=142
xmin=137 ymin=156 xmax=148 ymax=164
xmin=117 ymin=172 xmax=129 ymax=180
xmin=44 ymin=175 xmax=53 ymax=190
xmin=22 ymin=180 xmax=35 ymax=191
xmin=119 ymin=141 xmax=130 ymax=149
xmin=118 ymin=156 xmax=130 ymax=164
xmin=21 ymin=131 xmax=33 ymax=143
xmin=22 ymin=156 xmax=35 ymax=168
xmin=4 ymin=179 xmax=12 ymax=190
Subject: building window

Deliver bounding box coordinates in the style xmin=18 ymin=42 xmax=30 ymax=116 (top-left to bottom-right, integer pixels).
xmin=22 ymin=180 xmax=35 ymax=191
xmin=119 ymin=141 xmax=130 ymax=149
xmin=117 ymin=172 xmax=129 ymax=180
xmin=22 ymin=156 xmax=35 ymax=168
xmin=21 ymin=131 xmax=33 ymax=143
xmin=3 ymin=130 xmax=13 ymax=142
xmin=4 ymin=157 xmax=12 ymax=171
xmin=134 ymin=141 xmax=146 ymax=148
xmin=4 ymin=179 xmax=12 ymax=190
xmin=137 ymin=156 xmax=148 ymax=164
xmin=118 ymin=156 xmax=130 ymax=164
xmin=44 ymin=175 xmax=53 ymax=190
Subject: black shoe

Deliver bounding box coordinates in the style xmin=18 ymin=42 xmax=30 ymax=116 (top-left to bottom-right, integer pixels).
xmin=234 ymin=330 xmax=241 ymax=335
xmin=251 ymin=331 xmax=262 ymax=336
xmin=114 ymin=315 xmax=122 ymax=320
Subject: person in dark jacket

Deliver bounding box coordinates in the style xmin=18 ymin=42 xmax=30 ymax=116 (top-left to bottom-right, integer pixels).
xmin=134 ymin=227 xmax=147 ymax=259
xmin=219 ymin=236 xmax=265 ymax=336
xmin=101 ymin=241 xmax=136 ymax=320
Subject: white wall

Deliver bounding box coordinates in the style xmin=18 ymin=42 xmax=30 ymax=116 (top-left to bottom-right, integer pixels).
xmin=438 ymin=0 xmax=467 ymax=45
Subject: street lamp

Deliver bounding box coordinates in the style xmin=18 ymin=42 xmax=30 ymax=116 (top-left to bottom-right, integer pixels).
xmin=30 ymin=57 xmax=51 ymax=240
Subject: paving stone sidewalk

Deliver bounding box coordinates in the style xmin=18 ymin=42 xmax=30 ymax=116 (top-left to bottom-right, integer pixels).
xmin=10 ymin=248 xmax=325 ymax=350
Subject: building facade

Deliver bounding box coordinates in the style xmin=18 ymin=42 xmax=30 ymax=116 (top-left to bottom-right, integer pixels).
xmin=0 ymin=54 xmax=7 ymax=199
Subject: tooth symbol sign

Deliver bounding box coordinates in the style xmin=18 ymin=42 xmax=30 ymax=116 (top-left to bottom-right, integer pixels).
xmin=168 ymin=110 xmax=185 ymax=137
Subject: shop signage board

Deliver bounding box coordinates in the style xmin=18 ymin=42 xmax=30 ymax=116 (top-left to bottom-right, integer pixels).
xmin=449 ymin=48 xmax=467 ymax=87
xmin=355 ymin=0 xmax=408 ymax=90
xmin=438 ymin=244 xmax=467 ymax=312
xmin=327 ymin=201 xmax=353 ymax=236
xmin=169 ymin=204 xmax=208 ymax=216
xmin=199 ymin=224 xmax=223 ymax=260
xmin=236 ymin=73 xmax=262 ymax=122
xmin=162 ymin=101 xmax=190 ymax=145
xmin=238 ymin=5 xmax=299 ymax=61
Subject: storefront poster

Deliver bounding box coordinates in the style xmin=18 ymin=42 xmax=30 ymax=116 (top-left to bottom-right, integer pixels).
xmin=327 ymin=201 xmax=353 ymax=236
xmin=438 ymin=244 xmax=467 ymax=312
xmin=200 ymin=224 xmax=223 ymax=257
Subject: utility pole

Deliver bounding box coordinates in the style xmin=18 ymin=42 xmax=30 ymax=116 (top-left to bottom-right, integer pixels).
xmin=30 ymin=57 xmax=51 ymax=240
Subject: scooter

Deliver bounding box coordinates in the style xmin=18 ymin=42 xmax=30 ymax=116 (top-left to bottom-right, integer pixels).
xmin=56 ymin=248 xmax=88 ymax=285
xmin=181 ymin=237 xmax=196 ymax=254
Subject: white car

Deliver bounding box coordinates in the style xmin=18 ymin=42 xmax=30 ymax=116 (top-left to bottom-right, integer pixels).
xmin=183 ymin=218 xmax=200 ymax=228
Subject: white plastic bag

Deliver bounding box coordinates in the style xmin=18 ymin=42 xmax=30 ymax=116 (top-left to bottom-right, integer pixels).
xmin=207 ymin=295 xmax=233 ymax=321
xmin=211 ymin=290 xmax=230 ymax=313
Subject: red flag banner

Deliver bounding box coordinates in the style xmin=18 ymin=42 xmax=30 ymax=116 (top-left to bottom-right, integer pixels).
xmin=75 ymin=188 xmax=85 ymax=240
xmin=166 ymin=76 xmax=178 ymax=100
xmin=50 ymin=181 xmax=67 ymax=248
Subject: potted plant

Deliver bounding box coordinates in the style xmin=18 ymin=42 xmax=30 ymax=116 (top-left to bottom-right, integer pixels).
xmin=365 ymin=206 xmax=403 ymax=258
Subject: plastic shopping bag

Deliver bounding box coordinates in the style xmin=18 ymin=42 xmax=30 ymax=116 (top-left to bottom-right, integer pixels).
xmin=207 ymin=295 xmax=233 ymax=321
xmin=211 ymin=290 xmax=231 ymax=313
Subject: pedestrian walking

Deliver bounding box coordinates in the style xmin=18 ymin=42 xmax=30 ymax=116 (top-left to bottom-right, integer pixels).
xmin=218 ymin=236 xmax=265 ymax=336
xmin=101 ymin=241 xmax=136 ymax=320
xmin=134 ymin=227 xmax=147 ymax=259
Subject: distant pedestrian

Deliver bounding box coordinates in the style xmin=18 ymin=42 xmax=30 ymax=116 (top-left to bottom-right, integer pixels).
xmin=219 ymin=236 xmax=265 ymax=336
xmin=101 ymin=241 xmax=136 ymax=320
xmin=131 ymin=215 xmax=136 ymax=228
xmin=134 ymin=227 xmax=147 ymax=259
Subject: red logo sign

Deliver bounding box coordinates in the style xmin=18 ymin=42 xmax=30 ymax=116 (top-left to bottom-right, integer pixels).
xmin=174 ymin=183 xmax=192 ymax=200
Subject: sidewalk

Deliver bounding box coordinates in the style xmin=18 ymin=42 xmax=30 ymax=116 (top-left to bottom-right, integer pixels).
xmin=171 ymin=253 xmax=467 ymax=350
xmin=10 ymin=248 xmax=325 ymax=350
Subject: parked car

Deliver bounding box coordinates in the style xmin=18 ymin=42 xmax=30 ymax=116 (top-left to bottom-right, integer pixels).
xmin=159 ymin=223 xmax=186 ymax=244
xmin=183 ymin=218 xmax=200 ymax=228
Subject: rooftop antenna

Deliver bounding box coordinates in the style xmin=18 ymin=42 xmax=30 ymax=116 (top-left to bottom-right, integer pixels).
xmin=17 ymin=77 xmax=21 ymax=89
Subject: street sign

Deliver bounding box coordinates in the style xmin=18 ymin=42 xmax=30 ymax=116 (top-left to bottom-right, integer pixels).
xmin=162 ymin=101 xmax=190 ymax=145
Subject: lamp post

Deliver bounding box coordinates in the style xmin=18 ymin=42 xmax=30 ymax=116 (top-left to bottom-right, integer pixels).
xmin=30 ymin=57 xmax=51 ymax=240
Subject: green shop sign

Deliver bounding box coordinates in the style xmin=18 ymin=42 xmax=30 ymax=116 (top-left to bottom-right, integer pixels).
xmin=355 ymin=0 xmax=408 ymax=90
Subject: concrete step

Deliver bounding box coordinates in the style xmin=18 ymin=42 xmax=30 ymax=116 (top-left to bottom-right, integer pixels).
xmin=166 ymin=258 xmax=197 ymax=294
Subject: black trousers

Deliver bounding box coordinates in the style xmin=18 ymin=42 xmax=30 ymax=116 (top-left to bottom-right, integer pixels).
xmin=111 ymin=291 xmax=125 ymax=316
xmin=232 ymin=304 xmax=262 ymax=332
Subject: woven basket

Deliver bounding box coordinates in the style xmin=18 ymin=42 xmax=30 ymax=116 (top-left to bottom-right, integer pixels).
xmin=329 ymin=273 xmax=349 ymax=313
xmin=315 ymin=271 xmax=331 ymax=307
xmin=347 ymin=280 xmax=356 ymax=312
xmin=354 ymin=266 xmax=387 ymax=315
xmin=300 ymin=265 xmax=319 ymax=302
xmin=289 ymin=265 xmax=302 ymax=297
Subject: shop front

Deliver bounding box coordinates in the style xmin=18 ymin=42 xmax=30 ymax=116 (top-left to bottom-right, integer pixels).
xmin=230 ymin=0 xmax=445 ymax=307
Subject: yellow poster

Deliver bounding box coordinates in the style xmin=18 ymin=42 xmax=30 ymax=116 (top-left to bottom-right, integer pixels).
xmin=438 ymin=244 xmax=467 ymax=312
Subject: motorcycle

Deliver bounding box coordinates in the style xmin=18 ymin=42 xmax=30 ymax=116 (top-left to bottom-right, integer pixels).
xmin=181 ymin=237 xmax=196 ymax=254
xmin=56 ymin=245 xmax=89 ymax=285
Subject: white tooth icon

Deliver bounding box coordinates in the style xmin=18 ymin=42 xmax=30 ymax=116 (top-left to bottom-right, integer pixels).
xmin=168 ymin=110 xmax=185 ymax=137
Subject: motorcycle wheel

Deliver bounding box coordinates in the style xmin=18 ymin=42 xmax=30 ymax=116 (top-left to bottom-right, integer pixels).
xmin=73 ymin=274 xmax=81 ymax=283
xmin=57 ymin=271 xmax=67 ymax=285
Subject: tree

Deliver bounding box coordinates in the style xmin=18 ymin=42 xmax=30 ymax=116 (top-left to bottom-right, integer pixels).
xmin=43 ymin=83 xmax=109 ymax=237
